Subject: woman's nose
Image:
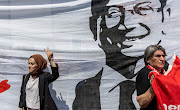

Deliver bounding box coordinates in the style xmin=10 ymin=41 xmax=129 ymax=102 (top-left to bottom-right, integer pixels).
xmin=28 ymin=64 xmax=31 ymax=68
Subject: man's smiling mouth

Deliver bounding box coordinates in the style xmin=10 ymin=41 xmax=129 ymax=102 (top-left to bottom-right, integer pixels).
xmin=125 ymin=23 xmax=150 ymax=42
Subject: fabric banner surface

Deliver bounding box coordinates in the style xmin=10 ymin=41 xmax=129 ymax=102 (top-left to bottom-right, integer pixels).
xmin=0 ymin=0 xmax=180 ymax=110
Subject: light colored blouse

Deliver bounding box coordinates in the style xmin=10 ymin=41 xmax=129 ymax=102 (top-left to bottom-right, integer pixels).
xmin=26 ymin=75 xmax=40 ymax=109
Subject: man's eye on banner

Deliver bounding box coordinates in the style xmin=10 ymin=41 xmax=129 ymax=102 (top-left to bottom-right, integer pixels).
xmin=73 ymin=0 xmax=171 ymax=110
xmin=0 ymin=80 xmax=10 ymax=93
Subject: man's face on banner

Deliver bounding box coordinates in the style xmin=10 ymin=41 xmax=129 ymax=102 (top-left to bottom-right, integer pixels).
xmin=104 ymin=0 xmax=169 ymax=49
xmin=90 ymin=0 xmax=170 ymax=79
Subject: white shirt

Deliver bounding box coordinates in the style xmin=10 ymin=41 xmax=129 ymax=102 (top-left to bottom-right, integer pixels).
xmin=26 ymin=75 xmax=40 ymax=109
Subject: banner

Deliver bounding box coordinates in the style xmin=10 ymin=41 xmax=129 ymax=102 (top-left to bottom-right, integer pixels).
xmin=0 ymin=0 xmax=180 ymax=109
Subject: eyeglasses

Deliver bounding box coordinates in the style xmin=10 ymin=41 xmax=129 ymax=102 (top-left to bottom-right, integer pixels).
xmin=153 ymin=54 xmax=166 ymax=58
xmin=106 ymin=1 xmax=158 ymax=18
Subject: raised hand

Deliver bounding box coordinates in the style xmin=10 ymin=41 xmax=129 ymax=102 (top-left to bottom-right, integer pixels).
xmin=44 ymin=47 xmax=53 ymax=61
xmin=44 ymin=47 xmax=56 ymax=67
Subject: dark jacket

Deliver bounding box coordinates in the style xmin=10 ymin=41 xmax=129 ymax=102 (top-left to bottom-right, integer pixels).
xmin=19 ymin=64 xmax=59 ymax=110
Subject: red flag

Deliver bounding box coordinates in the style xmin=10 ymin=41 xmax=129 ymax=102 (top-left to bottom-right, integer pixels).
xmin=0 ymin=80 xmax=10 ymax=93
xmin=149 ymin=54 xmax=180 ymax=110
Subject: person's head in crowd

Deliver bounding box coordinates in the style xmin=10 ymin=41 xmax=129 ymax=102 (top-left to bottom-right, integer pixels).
xmin=28 ymin=54 xmax=47 ymax=77
xmin=144 ymin=45 xmax=166 ymax=72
